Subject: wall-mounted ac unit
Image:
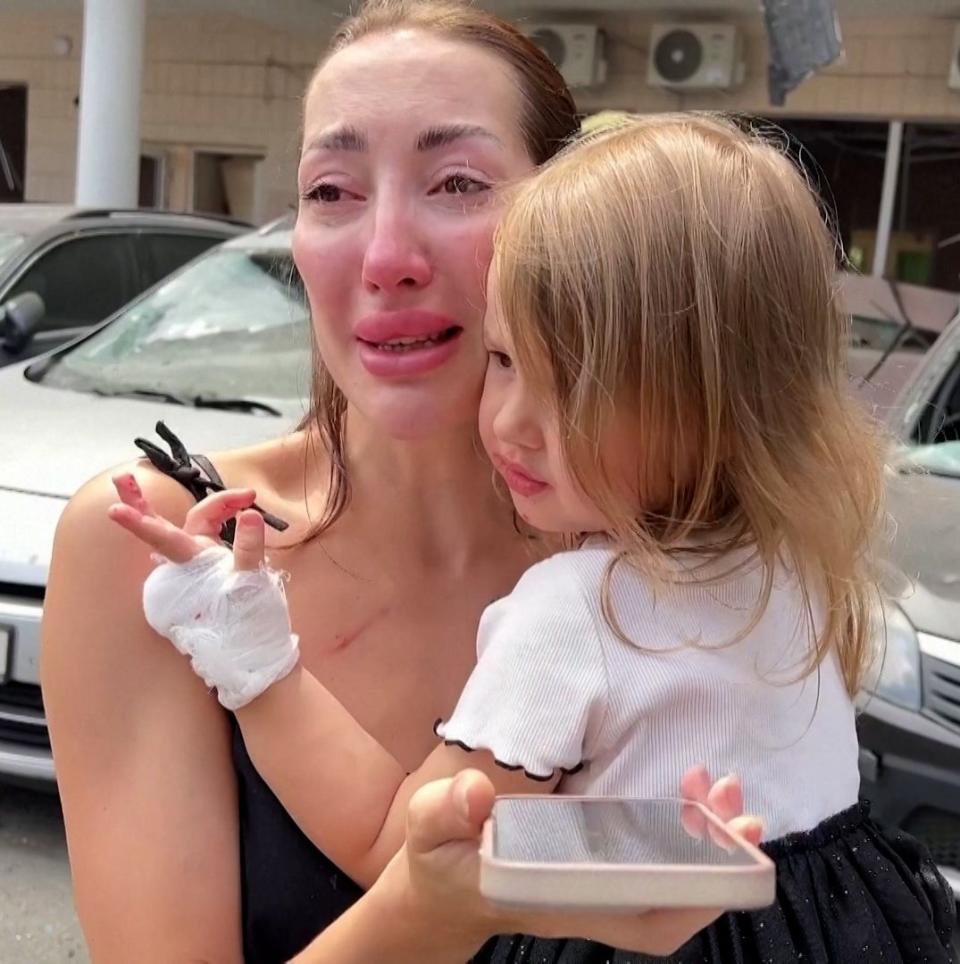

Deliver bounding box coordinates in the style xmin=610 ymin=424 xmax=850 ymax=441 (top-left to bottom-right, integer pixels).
xmin=949 ymin=23 xmax=960 ymax=90
xmin=647 ymin=23 xmax=743 ymax=90
xmin=523 ymin=24 xmax=607 ymax=89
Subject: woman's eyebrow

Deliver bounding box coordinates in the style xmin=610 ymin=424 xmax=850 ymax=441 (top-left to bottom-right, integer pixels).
xmin=304 ymin=125 xmax=367 ymax=153
xmin=416 ymin=124 xmax=502 ymax=151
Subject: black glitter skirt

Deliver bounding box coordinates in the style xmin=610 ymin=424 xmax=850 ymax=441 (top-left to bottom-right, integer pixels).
xmin=475 ymin=802 xmax=957 ymax=964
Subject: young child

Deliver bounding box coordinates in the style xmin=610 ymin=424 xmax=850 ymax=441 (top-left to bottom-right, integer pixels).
xmin=115 ymin=114 xmax=955 ymax=961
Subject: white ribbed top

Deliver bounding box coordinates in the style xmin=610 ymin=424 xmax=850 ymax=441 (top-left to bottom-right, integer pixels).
xmin=436 ymin=543 xmax=860 ymax=840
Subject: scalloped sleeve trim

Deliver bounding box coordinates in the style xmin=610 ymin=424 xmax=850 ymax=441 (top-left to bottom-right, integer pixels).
xmin=433 ymin=718 xmax=584 ymax=783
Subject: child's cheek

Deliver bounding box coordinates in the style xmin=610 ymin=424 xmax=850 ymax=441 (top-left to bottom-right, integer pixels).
xmin=477 ymin=372 xmax=500 ymax=456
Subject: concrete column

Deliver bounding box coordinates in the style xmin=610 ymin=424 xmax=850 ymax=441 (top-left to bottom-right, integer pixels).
xmin=872 ymin=120 xmax=903 ymax=279
xmin=75 ymin=0 xmax=147 ymax=207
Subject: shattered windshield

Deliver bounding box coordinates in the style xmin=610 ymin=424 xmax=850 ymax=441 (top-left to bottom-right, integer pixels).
xmin=901 ymin=442 xmax=960 ymax=480
xmin=39 ymin=246 xmax=312 ymax=403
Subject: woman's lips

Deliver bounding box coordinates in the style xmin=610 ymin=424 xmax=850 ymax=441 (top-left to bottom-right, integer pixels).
xmin=355 ymin=310 xmax=463 ymax=378
xmin=493 ymin=455 xmax=549 ymax=498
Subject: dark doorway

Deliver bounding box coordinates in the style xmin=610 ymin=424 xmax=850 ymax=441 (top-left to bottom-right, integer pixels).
xmin=0 ymin=84 xmax=27 ymax=203
xmin=139 ymin=154 xmax=163 ymax=208
xmin=771 ymin=118 xmax=960 ymax=293
xmin=770 ymin=118 xmax=888 ymax=272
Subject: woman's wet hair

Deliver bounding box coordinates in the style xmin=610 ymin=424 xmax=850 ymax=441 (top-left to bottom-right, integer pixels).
xmin=298 ymin=0 xmax=580 ymax=534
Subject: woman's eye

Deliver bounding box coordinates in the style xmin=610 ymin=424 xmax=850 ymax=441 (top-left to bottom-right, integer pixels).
xmin=302 ymin=182 xmax=344 ymax=203
xmin=489 ymin=350 xmax=512 ymax=370
xmin=440 ymin=174 xmax=488 ymax=196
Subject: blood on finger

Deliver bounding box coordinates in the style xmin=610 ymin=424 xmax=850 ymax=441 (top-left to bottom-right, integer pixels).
xmin=107 ymin=503 xmax=140 ymax=524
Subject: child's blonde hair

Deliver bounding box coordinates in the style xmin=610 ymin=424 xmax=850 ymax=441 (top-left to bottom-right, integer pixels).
xmin=493 ymin=112 xmax=886 ymax=696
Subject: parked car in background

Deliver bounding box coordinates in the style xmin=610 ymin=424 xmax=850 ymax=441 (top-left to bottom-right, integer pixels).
xmin=0 ymin=220 xmax=306 ymax=785
xmin=0 ymin=204 xmax=249 ymax=366
xmin=843 ymin=271 xmax=959 ymax=416
xmin=858 ymin=308 xmax=960 ymax=903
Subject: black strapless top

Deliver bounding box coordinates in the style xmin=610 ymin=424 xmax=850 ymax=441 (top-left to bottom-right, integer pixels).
xmin=230 ymin=718 xmax=364 ymax=961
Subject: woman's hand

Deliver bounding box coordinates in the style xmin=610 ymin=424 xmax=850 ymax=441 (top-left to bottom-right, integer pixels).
xmin=351 ymin=766 xmax=764 ymax=962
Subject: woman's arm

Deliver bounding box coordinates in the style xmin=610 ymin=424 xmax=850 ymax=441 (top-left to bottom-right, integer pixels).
xmin=41 ymin=469 xmax=244 ymax=962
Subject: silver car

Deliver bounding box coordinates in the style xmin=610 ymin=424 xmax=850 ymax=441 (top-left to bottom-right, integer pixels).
xmin=0 ymin=205 xmax=247 ymax=365
xmin=0 ymin=222 xmax=307 ymax=784
xmin=858 ymin=306 xmax=960 ymax=902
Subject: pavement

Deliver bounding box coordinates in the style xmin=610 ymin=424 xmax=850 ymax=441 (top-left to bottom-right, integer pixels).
xmin=0 ymin=784 xmax=88 ymax=963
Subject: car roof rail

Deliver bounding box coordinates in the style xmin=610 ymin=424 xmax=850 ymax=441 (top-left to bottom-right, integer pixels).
xmin=258 ymin=212 xmax=295 ymax=235
xmin=65 ymin=208 xmax=253 ymax=228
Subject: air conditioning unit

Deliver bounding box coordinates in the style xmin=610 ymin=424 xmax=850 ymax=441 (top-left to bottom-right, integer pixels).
xmin=949 ymin=23 xmax=960 ymax=90
xmin=647 ymin=23 xmax=743 ymax=90
xmin=523 ymin=24 xmax=607 ymax=89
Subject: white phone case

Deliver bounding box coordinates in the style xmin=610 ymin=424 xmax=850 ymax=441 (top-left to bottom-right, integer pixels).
xmin=479 ymin=796 xmax=776 ymax=912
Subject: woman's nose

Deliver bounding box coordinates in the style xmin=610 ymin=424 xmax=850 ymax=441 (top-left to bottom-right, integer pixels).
xmin=361 ymin=203 xmax=432 ymax=293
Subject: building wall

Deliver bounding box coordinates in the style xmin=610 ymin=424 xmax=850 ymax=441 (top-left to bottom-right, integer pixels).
xmin=0 ymin=8 xmax=329 ymax=221
xmin=1 ymin=7 xmax=959 ymax=222
xmin=574 ymin=12 xmax=960 ymax=119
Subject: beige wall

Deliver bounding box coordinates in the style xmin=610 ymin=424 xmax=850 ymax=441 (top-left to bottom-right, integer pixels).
xmin=2 ymin=8 xmax=959 ymax=223
xmin=576 ymin=12 xmax=960 ymax=119
xmin=0 ymin=8 xmax=330 ymax=221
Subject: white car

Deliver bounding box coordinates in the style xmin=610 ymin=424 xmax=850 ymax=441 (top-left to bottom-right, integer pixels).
xmin=0 ymin=221 xmax=308 ymax=785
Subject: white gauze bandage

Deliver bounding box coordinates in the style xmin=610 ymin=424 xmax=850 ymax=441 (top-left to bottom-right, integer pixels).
xmin=143 ymin=545 xmax=300 ymax=710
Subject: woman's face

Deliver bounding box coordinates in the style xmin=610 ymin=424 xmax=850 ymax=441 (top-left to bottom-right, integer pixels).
xmin=294 ymin=30 xmax=535 ymax=440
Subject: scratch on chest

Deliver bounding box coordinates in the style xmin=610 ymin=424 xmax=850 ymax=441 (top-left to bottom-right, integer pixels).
xmin=330 ymin=607 xmax=389 ymax=651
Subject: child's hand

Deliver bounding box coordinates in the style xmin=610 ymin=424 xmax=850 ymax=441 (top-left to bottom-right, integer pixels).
xmin=680 ymin=764 xmax=764 ymax=848
xmin=107 ymin=471 xmax=264 ymax=567
xmin=107 ymin=473 xmax=299 ymax=709
xmin=362 ymin=767 xmax=765 ymax=960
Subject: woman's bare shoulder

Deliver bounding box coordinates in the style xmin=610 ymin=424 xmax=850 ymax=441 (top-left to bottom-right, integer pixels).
xmin=61 ymin=457 xmax=198 ymax=538
xmin=45 ymin=460 xmax=245 ymax=962
xmin=62 ymin=429 xmax=312 ymax=532
xmin=205 ymin=429 xmax=314 ymax=496
xmin=205 ymin=430 xmax=324 ymax=533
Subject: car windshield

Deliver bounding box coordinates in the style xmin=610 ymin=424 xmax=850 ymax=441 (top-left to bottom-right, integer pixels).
xmin=902 ymin=441 xmax=960 ymax=479
xmin=0 ymin=231 xmax=24 ymax=271
xmin=850 ymin=314 xmax=937 ymax=353
xmin=38 ymin=245 xmax=311 ymax=402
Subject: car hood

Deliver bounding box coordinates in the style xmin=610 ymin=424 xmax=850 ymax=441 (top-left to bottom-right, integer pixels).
xmin=2 ymin=362 xmax=303 ymax=585
xmin=887 ymin=470 xmax=960 ymax=642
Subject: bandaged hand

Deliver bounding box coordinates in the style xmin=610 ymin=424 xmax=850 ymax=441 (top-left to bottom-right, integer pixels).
xmin=107 ymin=472 xmax=299 ymax=709
xmin=143 ymin=545 xmax=299 ymax=709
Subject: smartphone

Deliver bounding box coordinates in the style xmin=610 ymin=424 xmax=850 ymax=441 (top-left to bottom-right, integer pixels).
xmin=479 ymin=796 xmax=775 ymax=912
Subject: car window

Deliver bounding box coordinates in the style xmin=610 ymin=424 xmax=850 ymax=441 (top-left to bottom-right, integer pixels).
xmin=138 ymin=232 xmax=226 ymax=287
xmin=5 ymin=233 xmax=136 ymax=332
xmin=901 ymin=441 xmax=960 ymax=479
xmin=40 ymin=246 xmax=310 ymax=402
xmin=0 ymin=231 xmax=24 ymax=271
xmin=912 ymin=352 xmax=960 ymax=447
